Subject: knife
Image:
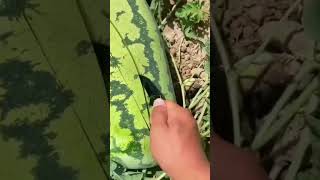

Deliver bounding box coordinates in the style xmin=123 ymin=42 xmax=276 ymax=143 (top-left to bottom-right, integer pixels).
xmin=139 ymin=75 xmax=165 ymax=106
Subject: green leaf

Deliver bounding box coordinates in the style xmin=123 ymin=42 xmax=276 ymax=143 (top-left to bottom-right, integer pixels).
xmin=303 ymin=0 xmax=320 ymax=41
xmin=175 ymin=1 xmax=205 ymax=40
xmin=175 ymin=1 xmax=205 ymax=24
xmin=184 ymin=26 xmax=198 ymax=39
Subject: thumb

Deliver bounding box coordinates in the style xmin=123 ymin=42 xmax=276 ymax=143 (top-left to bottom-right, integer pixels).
xmin=151 ymin=98 xmax=168 ymax=128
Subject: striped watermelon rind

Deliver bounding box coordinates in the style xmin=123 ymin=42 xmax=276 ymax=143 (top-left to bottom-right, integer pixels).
xmin=110 ymin=0 xmax=176 ymax=169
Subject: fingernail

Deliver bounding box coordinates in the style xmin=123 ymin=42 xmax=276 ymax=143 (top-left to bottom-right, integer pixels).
xmin=153 ymin=98 xmax=165 ymax=107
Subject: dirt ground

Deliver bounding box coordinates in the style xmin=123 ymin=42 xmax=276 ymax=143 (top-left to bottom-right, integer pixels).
xmin=214 ymin=0 xmax=315 ymax=120
xmin=213 ymin=0 xmax=320 ymax=179
xmin=162 ymin=0 xmax=210 ymax=96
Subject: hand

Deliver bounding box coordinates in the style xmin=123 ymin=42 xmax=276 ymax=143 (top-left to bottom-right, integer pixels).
xmin=212 ymin=133 xmax=269 ymax=180
xmin=150 ymin=98 xmax=210 ymax=180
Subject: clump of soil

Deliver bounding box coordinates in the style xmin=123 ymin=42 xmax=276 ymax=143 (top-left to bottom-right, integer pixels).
xmin=216 ymin=0 xmax=303 ymax=61
xmin=214 ymin=0 xmax=312 ymax=117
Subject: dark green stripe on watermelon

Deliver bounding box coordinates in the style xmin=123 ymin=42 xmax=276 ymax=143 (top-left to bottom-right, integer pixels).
xmin=124 ymin=0 xmax=161 ymax=92
xmin=110 ymin=80 xmax=149 ymax=160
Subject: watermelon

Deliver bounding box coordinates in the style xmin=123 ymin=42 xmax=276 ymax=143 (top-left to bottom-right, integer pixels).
xmin=110 ymin=0 xmax=176 ymax=169
xmin=0 ymin=0 xmax=108 ymax=179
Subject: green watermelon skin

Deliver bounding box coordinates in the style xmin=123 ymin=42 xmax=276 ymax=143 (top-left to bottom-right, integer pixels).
xmin=110 ymin=0 xmax=176 ymax=169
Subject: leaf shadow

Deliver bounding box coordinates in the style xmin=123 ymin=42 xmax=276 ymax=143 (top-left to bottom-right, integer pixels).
xmin=0 ymin=59 xmax=79 ymax=180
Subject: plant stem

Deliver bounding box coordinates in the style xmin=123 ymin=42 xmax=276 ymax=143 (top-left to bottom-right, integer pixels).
xmin=178 ymin=37 xmax=184 ymax=68
xmin=158 ymin=0 xmax=163 ymax=22
xmin=252 ymin=75 xmax=319 ymax=150
xmin=159 ymin=0 xmax=183 ymax=29
xmin=200 ymin=121 xmax=210 ymax=132
xmin=156 ymin=172 xmax=167 ymax=180
xmin=195 ymin=98 xmax=206 ymax=111
xmin=284 ymin=127 xmax=310 ymax=180
xmin=201 ymin=129 xmax=210 ymax=137
xmin=150 ymin=0 xmax=158 ymax=15
xmin=269 ymin=160 xmax=288 ymax=180
xmin=188 ymin=85 xmax=209 ymax=109
xmin=178 ymin=37 xmax=186 ymax=107
xmin=252 ymin=61 xmax=313 ymax=149
xmin=213 ymin=18 xmax=242 ymax=146
xmin=188 ymin=80 xmax=209 ymax=109
xmin=169 ymin=50 xmax=186 ymax=108
xmin=197 ymin=102 xmax=208 ymax=127
xmin=194 ymin=111 xmax=201 ymax=119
